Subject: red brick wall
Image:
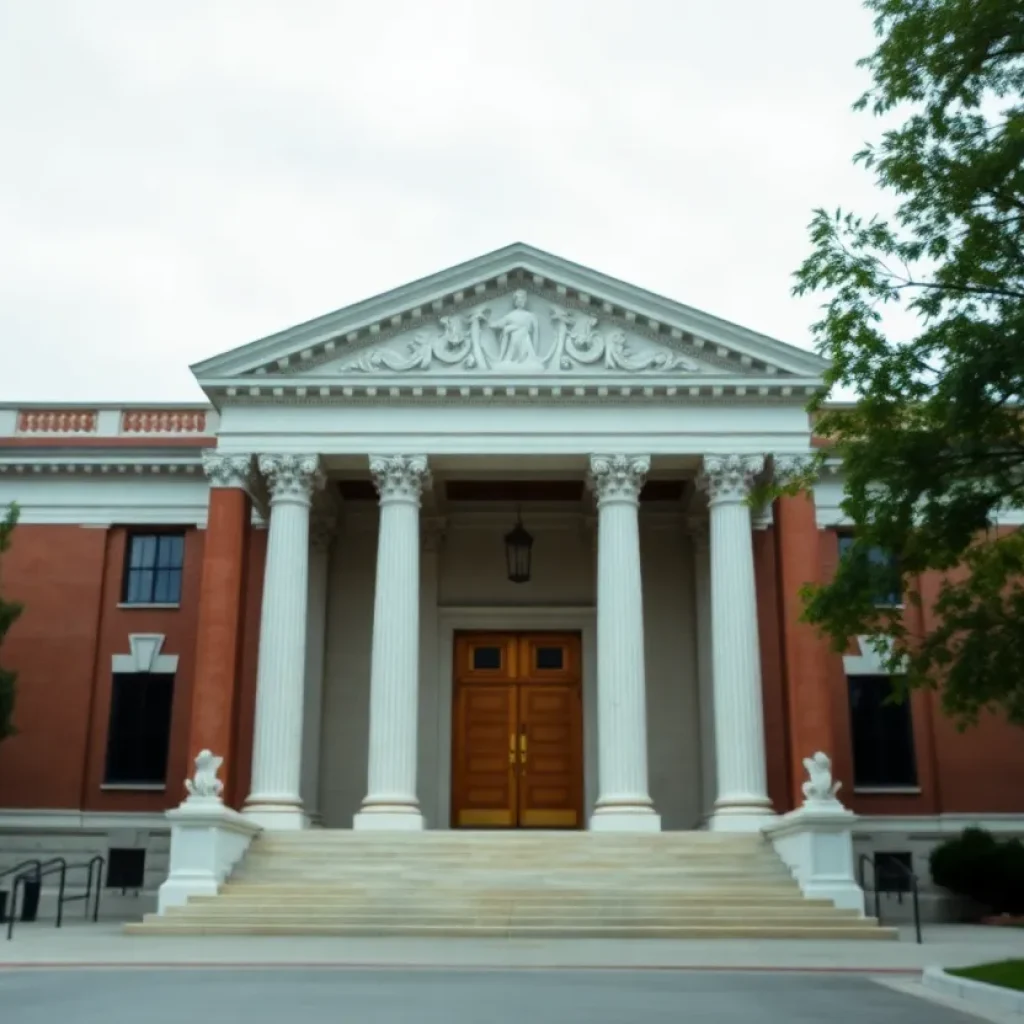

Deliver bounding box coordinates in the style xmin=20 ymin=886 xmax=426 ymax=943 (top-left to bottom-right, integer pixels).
xmin=0 ymin=523 xmax=204 ymax=812
xmin=0 ymin=526 xmax=108 ymax=807
xmin=818 ymin=527 xmax=1024 ymax=816
xmin=81 ymin=527 xmax=204 ymax=812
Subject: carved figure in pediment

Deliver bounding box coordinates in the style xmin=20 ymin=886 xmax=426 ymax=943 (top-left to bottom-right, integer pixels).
xmin=488 ymin=289 xmax=543 ymax=367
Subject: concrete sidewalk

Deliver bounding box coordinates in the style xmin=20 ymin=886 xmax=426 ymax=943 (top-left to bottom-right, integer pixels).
xmin=0 ymin=921 xmax=1022 ymax=971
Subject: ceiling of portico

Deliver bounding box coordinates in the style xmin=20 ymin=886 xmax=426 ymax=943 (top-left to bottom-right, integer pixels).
xmin=192 ymin=243 xmax=828 ymax=403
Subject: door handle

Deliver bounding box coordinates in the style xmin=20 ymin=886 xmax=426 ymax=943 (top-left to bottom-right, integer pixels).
xmin=519 ymin=727 xmax=527 ymax=766
xmin=509 ymin=733 xmax=516 ymax=766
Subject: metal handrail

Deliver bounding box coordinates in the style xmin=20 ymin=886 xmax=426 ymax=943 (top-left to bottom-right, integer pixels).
xmin=6 ymin=856 xmax=105 ymax=940
xmin=0 ymin=859 xmax=42 ymax=886
xmin=858 ymin=852 xmax=922 ymax=944
xmin=7 ymin=858 xmax=67 ymax=940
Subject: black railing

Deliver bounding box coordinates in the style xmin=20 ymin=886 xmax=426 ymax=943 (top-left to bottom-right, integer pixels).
xmin=6 ymin=855 xmax=106 ymax=940
xmin=858 ymin=852 xmax=922 ymax=944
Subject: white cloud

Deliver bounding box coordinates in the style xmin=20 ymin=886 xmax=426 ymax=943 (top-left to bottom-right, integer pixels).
xmin=0 ymin=0 xmax=882 ymax=401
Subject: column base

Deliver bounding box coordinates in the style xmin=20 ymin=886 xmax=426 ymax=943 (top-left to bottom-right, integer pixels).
xmin=353 ymin=806 xmax=425 ymax=831
xmin=708 ymin=800 xmax=777 ymax=833
xmin=589 ymin=807 xmax=662 ymax=833
xmin=242 ymin=802 xmax=309 ymax=831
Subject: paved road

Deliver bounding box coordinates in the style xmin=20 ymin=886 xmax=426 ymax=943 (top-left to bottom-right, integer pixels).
xmin=0 ymin=968 xmax=986 ymax=1024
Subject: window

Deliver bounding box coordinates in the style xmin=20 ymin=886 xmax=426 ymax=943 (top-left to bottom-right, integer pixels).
xmin=104 ymin=672 xmax=174 ymax=785
xmin=847 ymin=675 xmax=918 ymax=788
xmin=123 ymin=534 xmax=184 ymax=604
xmin=838 ymin=534 xmax=902 ymax=606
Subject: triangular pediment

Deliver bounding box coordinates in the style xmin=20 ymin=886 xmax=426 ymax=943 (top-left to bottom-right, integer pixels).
xmin=192 ymin=243 xmax=828 ymax=387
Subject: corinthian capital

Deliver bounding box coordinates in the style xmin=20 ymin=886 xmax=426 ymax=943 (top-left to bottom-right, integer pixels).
xmin=202 ymin=451 xmax=254 ymax=489
xmin=698 ymin=454 xmax=764 ymax=506
xmin=258 ymin=454 xmax=324 ymax=505
xmin=773 ymin=454 xmax=816 ymax=487
xmin=369 ymin=455 xmax=431 ymax=505
xmin=588 ymin=454 xmax=650 ymax=505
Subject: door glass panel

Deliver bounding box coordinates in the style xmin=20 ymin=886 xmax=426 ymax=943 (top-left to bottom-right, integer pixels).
xmin=536 ymin=646 xmax=564 ymax=670
xmin=472 ymin=646 xmax=503 ymax=670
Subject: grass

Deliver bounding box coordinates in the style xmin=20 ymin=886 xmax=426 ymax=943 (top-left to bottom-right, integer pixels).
xmin=949 ymin=960 xmax=1024 ymax=992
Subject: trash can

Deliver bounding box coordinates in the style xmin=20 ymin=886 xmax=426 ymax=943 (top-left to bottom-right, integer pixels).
xmin=19 ymin=879 xmax=41 ymax=923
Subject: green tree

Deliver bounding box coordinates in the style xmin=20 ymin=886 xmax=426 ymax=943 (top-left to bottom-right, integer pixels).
xmin=0 ymin=503 xmax=22 ymax=741
xmin=786 ymin=0 xmax=1024 ymax=725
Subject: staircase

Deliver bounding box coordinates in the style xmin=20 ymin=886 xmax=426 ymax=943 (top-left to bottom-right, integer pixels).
xmin=127 ymin=830 xmax=896 ymax=938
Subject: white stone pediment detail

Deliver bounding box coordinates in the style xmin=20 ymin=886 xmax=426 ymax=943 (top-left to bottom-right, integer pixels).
xmin=307 ymin=291 xmax=708 ymax=378
xmin=192 ymin=244 xmax=830 ymax=388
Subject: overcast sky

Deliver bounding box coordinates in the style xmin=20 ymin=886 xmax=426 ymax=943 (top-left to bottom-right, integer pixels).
xmin=1 ymin=0 xmax=885 ymax=403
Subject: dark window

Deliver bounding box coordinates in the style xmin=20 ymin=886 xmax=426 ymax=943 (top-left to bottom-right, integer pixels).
xmin=874 ymin=851 xmax=914 ymax=894
xmin=848 ymin=675 xmax=918 ymax=788
xmin=536 ymin=647 xmax=564 ymax=670
xmin=123 ymin=534 xmax=184 ymax=604
xmin=107 ymin=848 xmax=147 ymax=890
xmin=104 ymin=673 xmax=174 ymax=785
xmin=837 ymin=535 xmax=901 ymax=605
xmin=472 ymin=647 xmax=502 ymax=670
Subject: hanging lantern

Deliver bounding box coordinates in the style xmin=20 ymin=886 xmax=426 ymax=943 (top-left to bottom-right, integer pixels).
xmin=504 ymin=510 xmax=533 ymax=584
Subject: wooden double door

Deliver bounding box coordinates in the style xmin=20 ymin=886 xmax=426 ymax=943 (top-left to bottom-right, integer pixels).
xmin=451 ymin=631 xmax=583 ymax=829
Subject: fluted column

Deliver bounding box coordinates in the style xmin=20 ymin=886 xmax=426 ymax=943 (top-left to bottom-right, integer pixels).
xmin=588 ymin=454 xmax=660 ymax=832
xmin=300 ymin=497 xmax=336 ymax=826
xmin=354 ymin=455 xmax=430 ymax=831
xmin=243 ymin=454 xmax=324 ymax=830
xmin=699 ymin=454 xmax=775 ymax=832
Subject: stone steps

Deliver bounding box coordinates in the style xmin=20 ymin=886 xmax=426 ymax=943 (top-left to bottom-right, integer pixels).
xmin=126 ymin=922 xmax=896 ymax=939
xmin=129 ymin=830 xmax=896 ymax=939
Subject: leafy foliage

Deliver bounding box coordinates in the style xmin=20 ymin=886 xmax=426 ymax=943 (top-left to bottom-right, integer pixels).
xmin=0 ymin=503 xmax=22 ymax=741
xmin=930 ymin=827 xmax=1024 ymax=915
xmin=786 ymin=0 xmax=1024 ymax=725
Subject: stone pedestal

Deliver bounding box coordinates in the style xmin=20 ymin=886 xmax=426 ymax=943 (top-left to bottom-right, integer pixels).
xmin=763 ymin=803 xmax=864 ymax=913
xmin=700 ymin=454 xmax=775 ymax=832
xmin=354 ymin=455 xmax=430 ymax=831
xmin=159 ymin=752 xmax=260 ymax=914
xmin=244 ymin=454 xmax=323 ymax=830
xmin=587 ymin=454 xmax=660 ymax=833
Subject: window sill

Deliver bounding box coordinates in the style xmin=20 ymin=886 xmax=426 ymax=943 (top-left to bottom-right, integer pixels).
xmin=100 ymin=783 xmax=166 ymax=792
xmin=116 ymin=603 xmax=180 ymax=610
xmin=853 ymin=786 xmax=922 ymax=795
xmin=872 ymin=603 xmax=905 ymax=611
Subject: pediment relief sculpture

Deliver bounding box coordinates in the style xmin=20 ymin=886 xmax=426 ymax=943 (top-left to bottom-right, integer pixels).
xmin=329 ymin=289 xmax=703 ymax=376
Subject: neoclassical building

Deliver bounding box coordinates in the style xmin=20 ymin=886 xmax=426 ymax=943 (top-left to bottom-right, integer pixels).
xmin=1 ymin=245 xmax=1021 ymax=922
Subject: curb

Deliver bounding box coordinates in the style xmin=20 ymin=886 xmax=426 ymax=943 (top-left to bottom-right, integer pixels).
xmin=0 ymin=962 xmax=924 ymax=974
xmin=923 ymin=966 xmax=1024 ymax=1015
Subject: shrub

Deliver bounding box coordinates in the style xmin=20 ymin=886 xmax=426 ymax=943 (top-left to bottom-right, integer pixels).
xmin=931 ymin=828 xmax=1024 ymax=915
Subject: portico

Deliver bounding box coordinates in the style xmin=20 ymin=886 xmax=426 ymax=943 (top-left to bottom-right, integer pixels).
xmin=185 ymin=243 xmax=831 ymax=836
